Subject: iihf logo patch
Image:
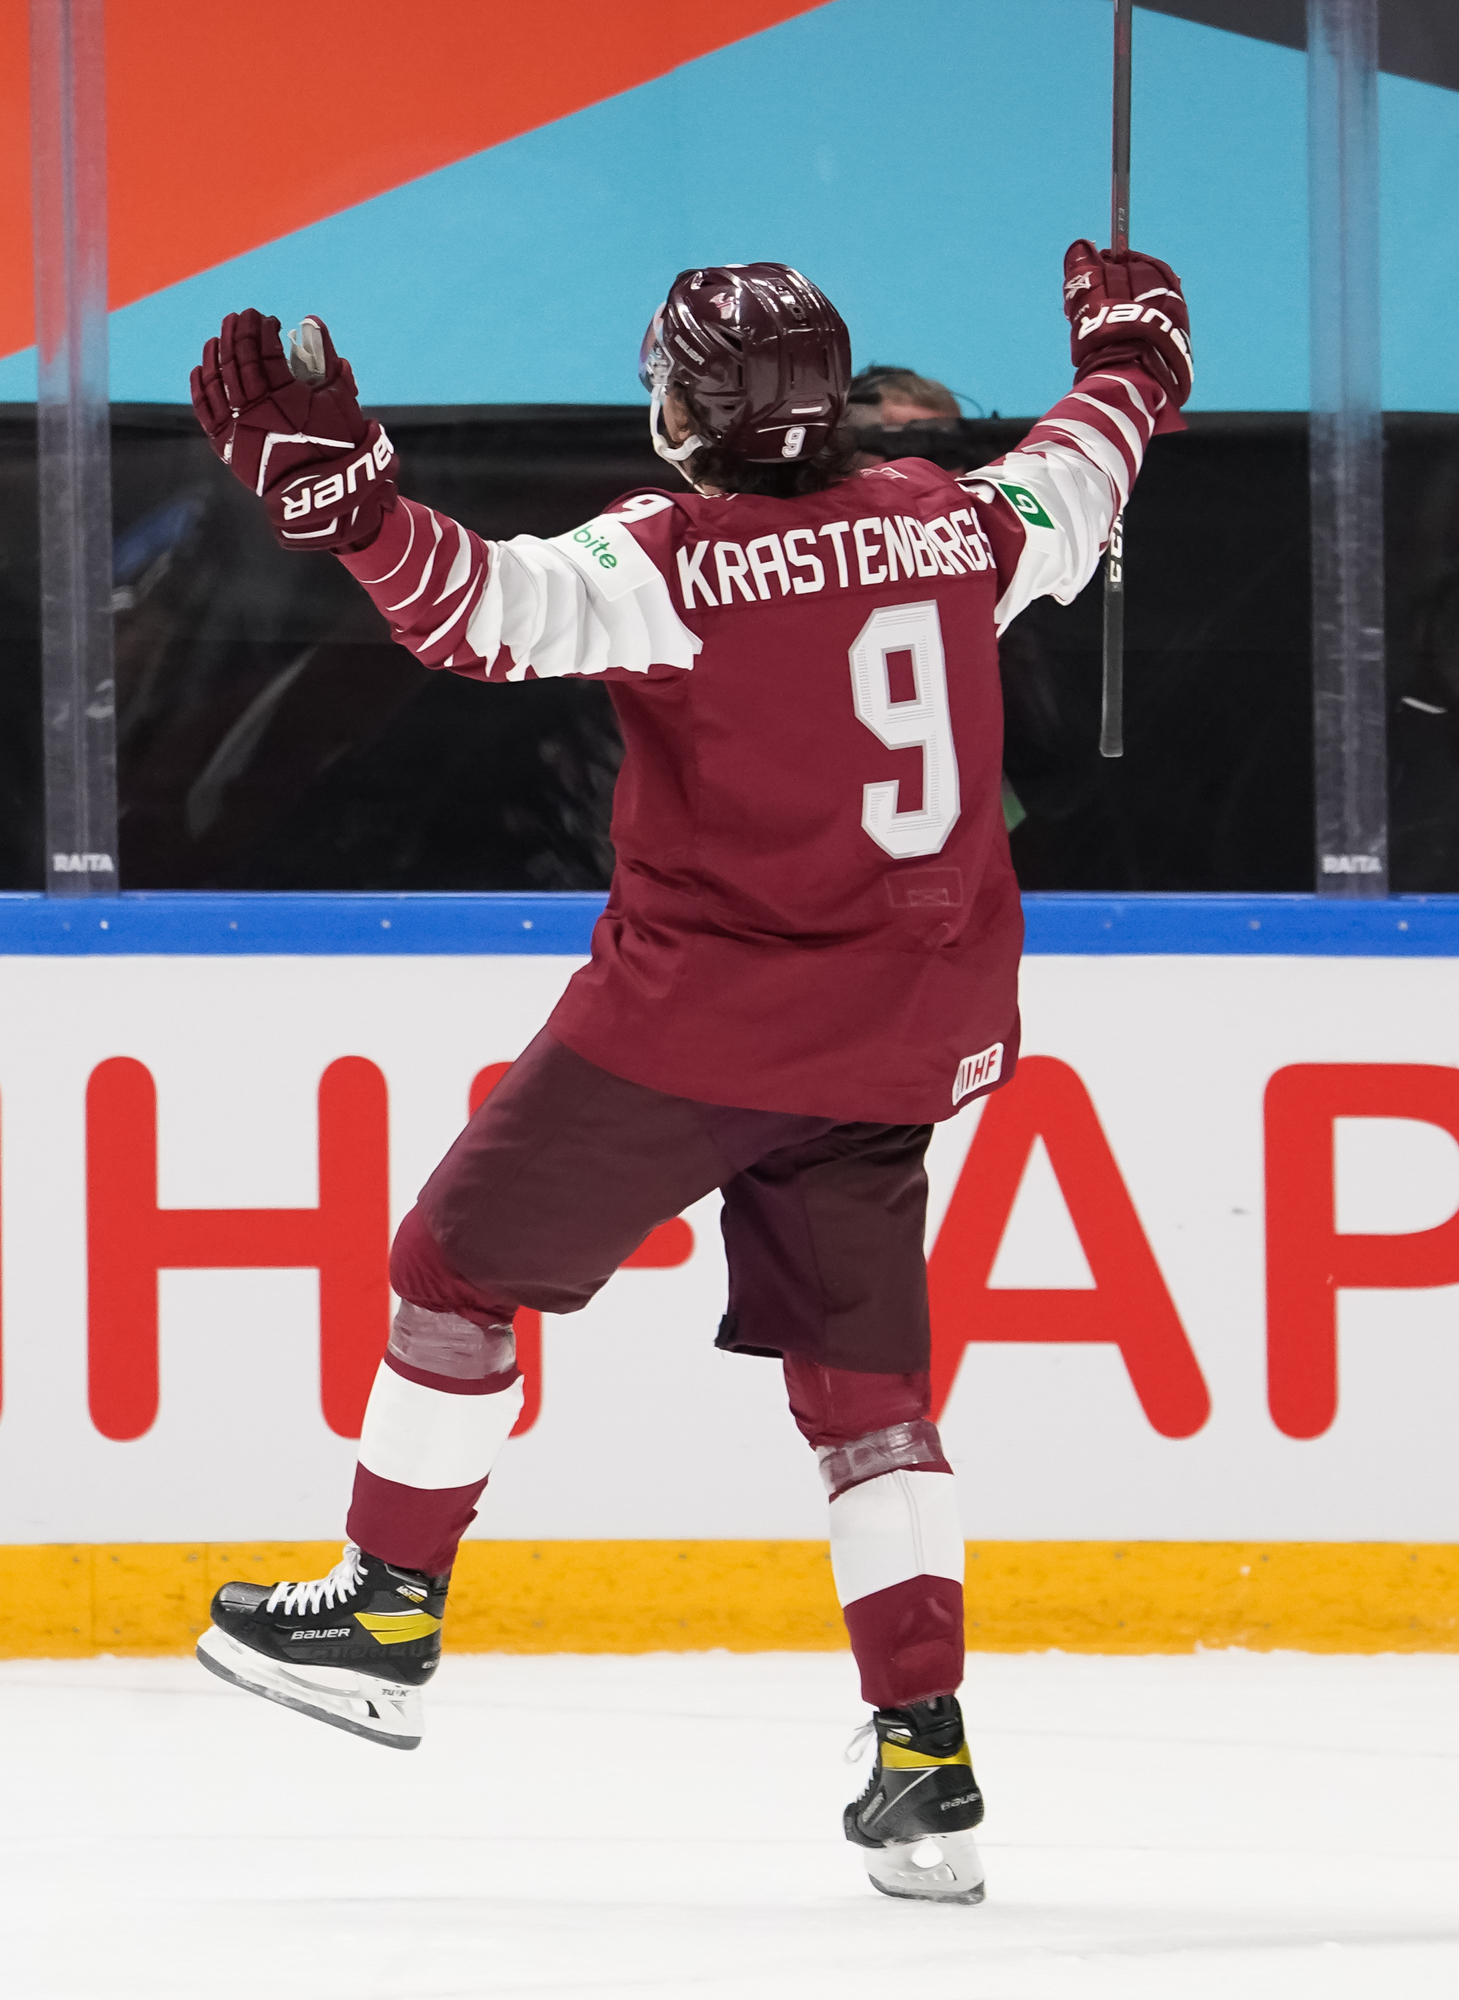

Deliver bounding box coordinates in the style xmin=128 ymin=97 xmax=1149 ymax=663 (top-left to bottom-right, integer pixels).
xmin=953 ymin=1042 xmax=1004 ymax=1104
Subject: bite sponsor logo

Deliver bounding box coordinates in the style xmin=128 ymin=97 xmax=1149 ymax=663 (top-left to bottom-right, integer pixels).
xmin=953 ymin=1042 xmax=1004 ymax=1104
xmin=571 ymin=526 xmax=619 ymax=570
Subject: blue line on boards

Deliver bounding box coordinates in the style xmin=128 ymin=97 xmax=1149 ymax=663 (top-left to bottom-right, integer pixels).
xmin=0 ymin=892 xmax=1454 ymax=956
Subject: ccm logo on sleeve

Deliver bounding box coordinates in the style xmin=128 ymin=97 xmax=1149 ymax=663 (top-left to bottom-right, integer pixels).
xmin=953 ymin=1042 xmax=1004 ymax=1104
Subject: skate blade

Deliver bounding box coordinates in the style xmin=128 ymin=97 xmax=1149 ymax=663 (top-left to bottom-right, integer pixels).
xmin=862 ymin=1829 xmax=986 ymax=1905
xmin=196 ymin=1624 xmax=423 ymax=1750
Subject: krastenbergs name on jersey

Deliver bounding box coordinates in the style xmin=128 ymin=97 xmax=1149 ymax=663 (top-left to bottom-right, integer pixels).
xmin=669 ymin=493 xmax=997 ymax=613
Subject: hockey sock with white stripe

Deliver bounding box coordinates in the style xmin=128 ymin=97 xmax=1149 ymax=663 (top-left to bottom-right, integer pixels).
xmin=828 ymin=1460 xmax=966 ymax=1709
xmin=345 ymin=1300 xmax=524 ymax=1575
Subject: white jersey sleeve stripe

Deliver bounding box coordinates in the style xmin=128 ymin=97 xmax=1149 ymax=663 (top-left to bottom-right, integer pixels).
xmin=417 ymin=586 xmax=477 ymax=657
xmin=435 ymin=521 xmax=473 ymax=603
xmin=1067 ymin=390 xmax=1146 ymax=470
xmin=1030 ymin=415 xmax=1134 ymax=509
xmin=463 ymin=517 xmax=701 ymax=680
xmin=387 ymin=507 xmax=443 ymax=613
xmin=1084 ymin=367 xmax=1159 ymax=424
xmin=343 ymin=495 xmax=701 ymax=681
xmin=979 ymin=444 xmax=1116 ymax=631
xmin=962 ymin=366 xmax=1160 ymax=632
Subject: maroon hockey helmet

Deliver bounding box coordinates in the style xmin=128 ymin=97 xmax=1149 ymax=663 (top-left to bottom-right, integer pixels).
xmin=638 ymin=263 xmax=851 ymax=467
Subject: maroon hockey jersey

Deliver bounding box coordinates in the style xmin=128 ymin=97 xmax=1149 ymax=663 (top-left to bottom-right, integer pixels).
xmin=341 ymin=364 xmax=1169 ymax=1123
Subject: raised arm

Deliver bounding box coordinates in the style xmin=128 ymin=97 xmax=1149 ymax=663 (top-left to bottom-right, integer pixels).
xmin=191 ymin=311 xmax=699 ymax=684
xmin=963 ymin=240 xmax=1193 ymax=632
xmin=335 ymin=494 xmax=699 ymax=683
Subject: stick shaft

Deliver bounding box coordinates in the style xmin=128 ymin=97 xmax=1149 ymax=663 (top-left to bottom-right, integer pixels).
xmin=1101 ymin=513 xmax=1124 ymax=757
xmin=1111 ymin=0 xmax=1132 ymax=251
xmin=1101 ymin=0 xmax=1133 ymax=760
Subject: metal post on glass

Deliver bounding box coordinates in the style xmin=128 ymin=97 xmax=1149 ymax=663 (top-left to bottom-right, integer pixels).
xmin=1100 ymin=0 xmax=1132 ymax=761
xmin=1307 ymin=0 xmax=1387 ymax=897
xmin=30 ymin=0 xmax=118 ymax=896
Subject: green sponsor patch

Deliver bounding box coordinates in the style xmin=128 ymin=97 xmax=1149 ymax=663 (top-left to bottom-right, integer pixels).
xmin=994 ymin=481 xmax=1054 ymax=530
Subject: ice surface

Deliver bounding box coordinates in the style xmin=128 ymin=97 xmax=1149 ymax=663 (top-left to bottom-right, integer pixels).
xmin=2 ymin=1648 xmax=1457 ymax=1998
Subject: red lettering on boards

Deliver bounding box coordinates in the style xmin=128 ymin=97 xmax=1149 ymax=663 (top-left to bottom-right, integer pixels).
xmin=0 ymin=1088 xmax=4 ymax=1419
xmin=86 ymin=1057 xmax=391 ymax=1443
xmin=927 ymin=1056 xmax=1210 ymax=1438
xmin=1265 ymin=1063 xmax=1459 ymax=1439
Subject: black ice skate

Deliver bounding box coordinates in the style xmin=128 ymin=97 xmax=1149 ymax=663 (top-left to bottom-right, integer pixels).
xmin=844 ymin=1694 xmax=986 ymax=1903
xmin=195 ymin=1542 xmax=448 ymax=1749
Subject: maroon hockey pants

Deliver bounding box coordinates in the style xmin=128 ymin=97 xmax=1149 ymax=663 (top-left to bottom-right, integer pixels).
xmin=347 ymin=1028 xmax=964 ymax=1708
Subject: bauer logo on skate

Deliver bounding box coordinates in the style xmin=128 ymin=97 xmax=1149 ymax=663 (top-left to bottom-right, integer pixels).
xmin=0 ymin=949 xmax=1457 ymax=1543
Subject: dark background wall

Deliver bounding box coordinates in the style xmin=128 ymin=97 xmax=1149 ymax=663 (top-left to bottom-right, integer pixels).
xmin=2 ymin=406 xmax=1456 ymax=896
xmin=1143 ymin=1 xmax=1459 ymax=93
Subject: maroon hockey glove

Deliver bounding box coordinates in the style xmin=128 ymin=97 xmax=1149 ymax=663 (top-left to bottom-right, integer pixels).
xmin=1062 ymin=240 xmax=1193 ymax=409
xmin=190 ymin=309 xmax=398 ymax=552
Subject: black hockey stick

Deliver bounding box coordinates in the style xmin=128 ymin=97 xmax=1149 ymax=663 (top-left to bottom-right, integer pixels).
xmin=1101 ymin=0 xmax=1132 ymax=759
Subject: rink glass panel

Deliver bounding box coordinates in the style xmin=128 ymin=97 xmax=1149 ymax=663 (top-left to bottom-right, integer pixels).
xmin=1 ymin=404 xmax=1457 ymax=894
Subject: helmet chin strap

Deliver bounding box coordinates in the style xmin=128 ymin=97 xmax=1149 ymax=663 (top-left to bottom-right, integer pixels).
xmin=649 ymin=383 xmax=707 ymax=466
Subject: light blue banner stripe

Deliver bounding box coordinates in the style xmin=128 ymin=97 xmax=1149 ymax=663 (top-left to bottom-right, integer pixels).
xmin=0 ymin=893 xmax=1455 ymax=957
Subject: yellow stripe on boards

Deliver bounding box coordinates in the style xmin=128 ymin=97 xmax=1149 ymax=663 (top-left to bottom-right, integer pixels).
xmin=0 ymin=1541 xmax=1455 ymax=1659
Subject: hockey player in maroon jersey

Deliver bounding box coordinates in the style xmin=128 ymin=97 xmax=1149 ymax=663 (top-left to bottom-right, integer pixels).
xmin=189 ymin=247 xmax=1191 ymax=1904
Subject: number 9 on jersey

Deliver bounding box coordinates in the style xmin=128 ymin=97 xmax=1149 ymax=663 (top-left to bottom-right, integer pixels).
xmin=849 ymin=601 xmax=962 ymax=860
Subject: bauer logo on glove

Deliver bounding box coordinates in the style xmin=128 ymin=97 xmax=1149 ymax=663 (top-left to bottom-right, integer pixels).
xmin=276 ymin=428 xmax=397 ymax=529
xmin=190 ymin=308 xmax=399 ymax=553
xmin=1062 ymin=239 xmax=1193 ymax=416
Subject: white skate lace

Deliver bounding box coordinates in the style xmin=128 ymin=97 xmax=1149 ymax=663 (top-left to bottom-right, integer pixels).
xmin=844 ymin=1721 xmax=876 ymax=1765
xmin=265 ymin=1542 xmax=366 ymax=1618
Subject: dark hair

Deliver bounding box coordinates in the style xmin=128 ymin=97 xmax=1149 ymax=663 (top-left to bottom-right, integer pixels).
xmin=847 ymin=364 xmax=961 ymax=419
xmin=679 ymin=389 xmax=860 ymax=497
